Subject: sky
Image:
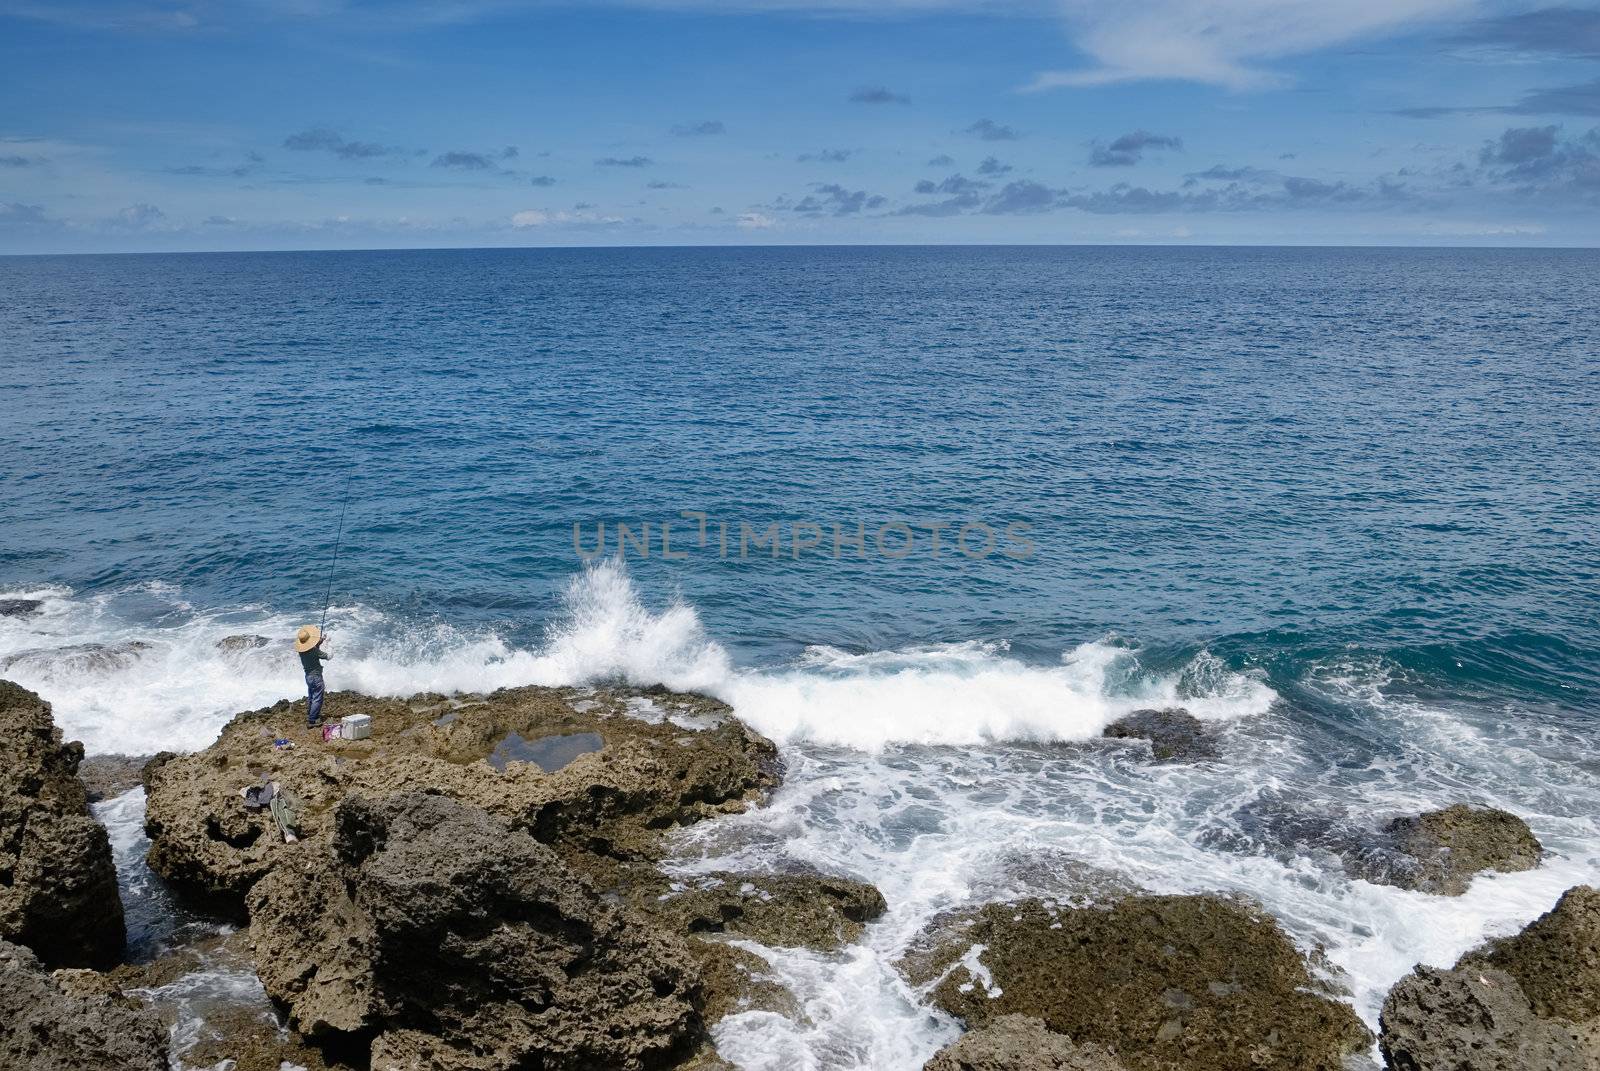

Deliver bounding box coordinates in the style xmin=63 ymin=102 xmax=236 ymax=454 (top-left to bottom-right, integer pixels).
xmin=2 ymin=0 xmax=1599 ymax=251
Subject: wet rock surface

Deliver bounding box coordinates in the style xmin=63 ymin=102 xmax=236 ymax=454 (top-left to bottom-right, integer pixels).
xmin=249 ymin=792 xmax=707 ymax=1071
xmin=687 ymin=938 xmax=797 ymax=1025
xmin=646 ymin=869 xmax=888 ymax=950
xmin=1101 ymin=708 xmax=1218 ymax=762
xmin=77 ymin=753 xmax=153 ymax=803
xmin=105 ymin=930 xmax=350 ymax=1071
xmin=0 ymin=598 xmax=43 ymax=617
xmin=1202 ymin=794 xmax=1544 ymax=898
xmin=901 ymin=893 xmax=1371 ymax=1071
xmin=1379 ymin=885 xmax=1600 ymax=1070
xmin=215 ymin=633 xmax=272 ymax=651
xmin=0 ymin=680 xmax=126 ymax=967
xmin=1 ymin=641 xmax=154 ymax=676
xmin=144 ymin=683 xmax=781 ymax=906
xmin=1372 ymin=804 xmax=1543 ymax=896
xmin=923 ymin=1015 xmax=1128 ymax=1071
xmin=0 ymin=938 xmax=168 ymax=1071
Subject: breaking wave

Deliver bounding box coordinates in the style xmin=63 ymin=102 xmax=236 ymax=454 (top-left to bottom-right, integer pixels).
xmin=0 ymin=561 xmax=1271 ymax=754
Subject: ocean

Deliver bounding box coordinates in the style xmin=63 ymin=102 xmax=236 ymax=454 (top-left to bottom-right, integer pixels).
xmin=2 ymin=245 xmax=1598 ymax=1067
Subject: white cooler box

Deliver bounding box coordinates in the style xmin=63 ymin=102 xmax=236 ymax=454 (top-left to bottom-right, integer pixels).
xmin=340 ymin=714 xmax=373 ymax=740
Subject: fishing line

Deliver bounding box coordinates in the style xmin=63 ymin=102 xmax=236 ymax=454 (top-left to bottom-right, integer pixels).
xmin=320 ymin=475 xmax=352 ymax=631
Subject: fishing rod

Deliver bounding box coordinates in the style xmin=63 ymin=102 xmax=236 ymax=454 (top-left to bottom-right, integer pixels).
xmin=319 ymin=475 xmax=352 ymax=632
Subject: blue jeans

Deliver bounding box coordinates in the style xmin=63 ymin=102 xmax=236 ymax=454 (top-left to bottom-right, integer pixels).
xmin=306 ymin=674 xmax=325 ymax=727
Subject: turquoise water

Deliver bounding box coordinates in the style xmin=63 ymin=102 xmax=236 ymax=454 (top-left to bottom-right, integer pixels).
xmin=2 ymin=246 xmax=1598 ymax=1067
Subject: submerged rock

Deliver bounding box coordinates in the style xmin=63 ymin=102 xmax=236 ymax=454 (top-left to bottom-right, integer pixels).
xmin=77 ymin=753 xmax=153 ymax=803
xmin=144 ymin=683 xmax=781 ymax=906
xmin=0 ymin=680 xmax=126 ymax=967
xmin=1205 ymin=794 xmax=1545 ymax=898
xmin=1374 ymin=804 xmax=1542 ymax=896
xmin=923 ymin=1015 xmax=1128 ymax=1071
xmin=647 ymin=869 xmax=887 ymax=950
xmin=901 ymin=894 xmax=1370 ymax=1071
xmin=1379 ymin=885 xmax=1600 ymax=1070
xmin=0 ymin=598 xmax=43 ymax=618
xmin=248 ymin=792 xmax=706 ymax=1071
xmin=0 ymin=641 xmax=154 ymax=676
xmin=1101 ymin=708 xmax=1218 ymax=763
xmin=101 ymin=930 xmax=347 ymax=1071
xmin=215 ymin=634 xmax=272 ymax=652
xmin=0 ymin=938 xmax=168 ymax=1071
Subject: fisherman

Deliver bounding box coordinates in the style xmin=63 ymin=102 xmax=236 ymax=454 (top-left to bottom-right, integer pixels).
xmin=294 ymin=624 xmax=332 ymax=728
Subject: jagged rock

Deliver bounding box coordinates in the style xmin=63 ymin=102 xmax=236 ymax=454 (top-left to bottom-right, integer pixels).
xmin=216 ymin=634 xmax=272 ymax=651
xmin=901 ymin=894 xmax=1370 ymax=1071
xmin=1374 ymin=805 xmax=1542 ymax=896
xmin=248 ymin=792 xmax=705 ymax=1071
xmin=688 ymin=939 xmax=796 ymax=1024
xmin=140 ymin=751 xmax=176 ymax=784
xmin=0 ymin=681 xmax=125 ymax=967
xmin=0 ymin=598 xmax=43 ymax=618
xmin=0 ymin=938 xmax=168 ymax=1071
xmin=1102 ymin=708 xmax=1218 ymax=762
xmin=646 ymin=869 xmax=887 ymax=950
xmin=1378 ymin=965 xmax=1592 ymax=1071
xmin=1378 ymin=886 xmax=1600 ymax=1070
xmin=77 ymin=754 xmax=153 ymax=803
xmin=144 ymin=683 xmax=780 ymax=907
xmin=1465 ymin=884 xmax=1600 ymax=1022
xmin=1 ymin=641 xmax=153 ymax=676
xmin=923 ymin=1015 xmax=1128 ymax=1071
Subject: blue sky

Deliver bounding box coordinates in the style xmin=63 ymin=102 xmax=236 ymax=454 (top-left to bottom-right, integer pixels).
xmin=2 ymin=0 xmax=1599 ymax=251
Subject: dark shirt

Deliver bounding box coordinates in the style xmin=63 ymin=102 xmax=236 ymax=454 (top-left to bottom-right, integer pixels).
xmin=299 ymin=645 xmax=330 ymax=679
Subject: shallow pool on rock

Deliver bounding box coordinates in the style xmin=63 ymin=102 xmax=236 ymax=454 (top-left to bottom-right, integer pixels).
xmin=487 ymin=730 xmax=605 ymax=773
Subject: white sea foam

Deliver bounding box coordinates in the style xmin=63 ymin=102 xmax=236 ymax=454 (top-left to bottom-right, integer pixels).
xmin=0 ymin=560 xmax=1269 ymax=754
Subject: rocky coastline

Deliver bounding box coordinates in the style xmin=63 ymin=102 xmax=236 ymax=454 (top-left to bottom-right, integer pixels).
xmin=1 ymin=677 xmax=1596 ymax=1070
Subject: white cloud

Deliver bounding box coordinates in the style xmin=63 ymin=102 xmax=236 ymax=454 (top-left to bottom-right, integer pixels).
xmin=511 ymin=208 xmax=624 ymax=227
xmin=736 ymin=212 xmax=776 ymax=229
xmin=1029 ymin=0 xmax=1475 ymax=90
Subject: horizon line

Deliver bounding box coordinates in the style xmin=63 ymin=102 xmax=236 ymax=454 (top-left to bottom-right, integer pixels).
xmin=4 ymin=240 xmax=1596 ymax=258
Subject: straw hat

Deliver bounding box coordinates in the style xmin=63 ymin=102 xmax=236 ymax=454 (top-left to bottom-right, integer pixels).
xmin=294 ymin=624 xmax=323 ymax=653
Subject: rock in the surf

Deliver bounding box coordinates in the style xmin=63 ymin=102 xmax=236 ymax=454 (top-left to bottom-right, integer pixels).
xmin=215 ymin=634 xmax=272 ymax=652
xmin=1374 ymin=804 xmax=1542 ymax=896
xmin=645 ymin=869 xmax=887 ymax=950
xmin=0 ymin=681 xmax=125 ymax=968
xmin=922 ymin=1015 xmax=1128 ymax=1071
xmin=901 ymin=894 xmax=1371 ymax=1071
xmin=144 ymin=683 xmax=780 ymax=906
xmin=0 ymin=938 xmax=168 ymax=1071
xmin=1379 ymin=885 xmax=1600 ymax=1070
xmin=0 ymin=641 xmax=154 ymax=676
xmin=248 ymin=792 xmax=705 ymax=1070
xmin=77 ymin=753 xmax=153 ymax=803
xmin=1101 ymin=708 xmax=1218 ymax=763
xmin=0 ymin=598 xmax=43 ymax=618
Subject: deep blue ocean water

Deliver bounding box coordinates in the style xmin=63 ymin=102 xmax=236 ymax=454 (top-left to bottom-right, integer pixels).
xmin=3 ymin=246 xmax=1598 ymax=1067
xmin=4 ymin=246 xmax=1597 ymax=685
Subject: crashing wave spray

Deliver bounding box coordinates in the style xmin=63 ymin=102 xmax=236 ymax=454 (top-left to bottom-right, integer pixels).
xmin=0 ymin=561 xmax=1271 ymax=755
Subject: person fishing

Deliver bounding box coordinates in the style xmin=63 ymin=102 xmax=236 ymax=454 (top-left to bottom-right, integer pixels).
xmin=294 ymin=624 xmax=332 ymax=728
xmin=298 ymin=474 xmax=351 ymax=731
